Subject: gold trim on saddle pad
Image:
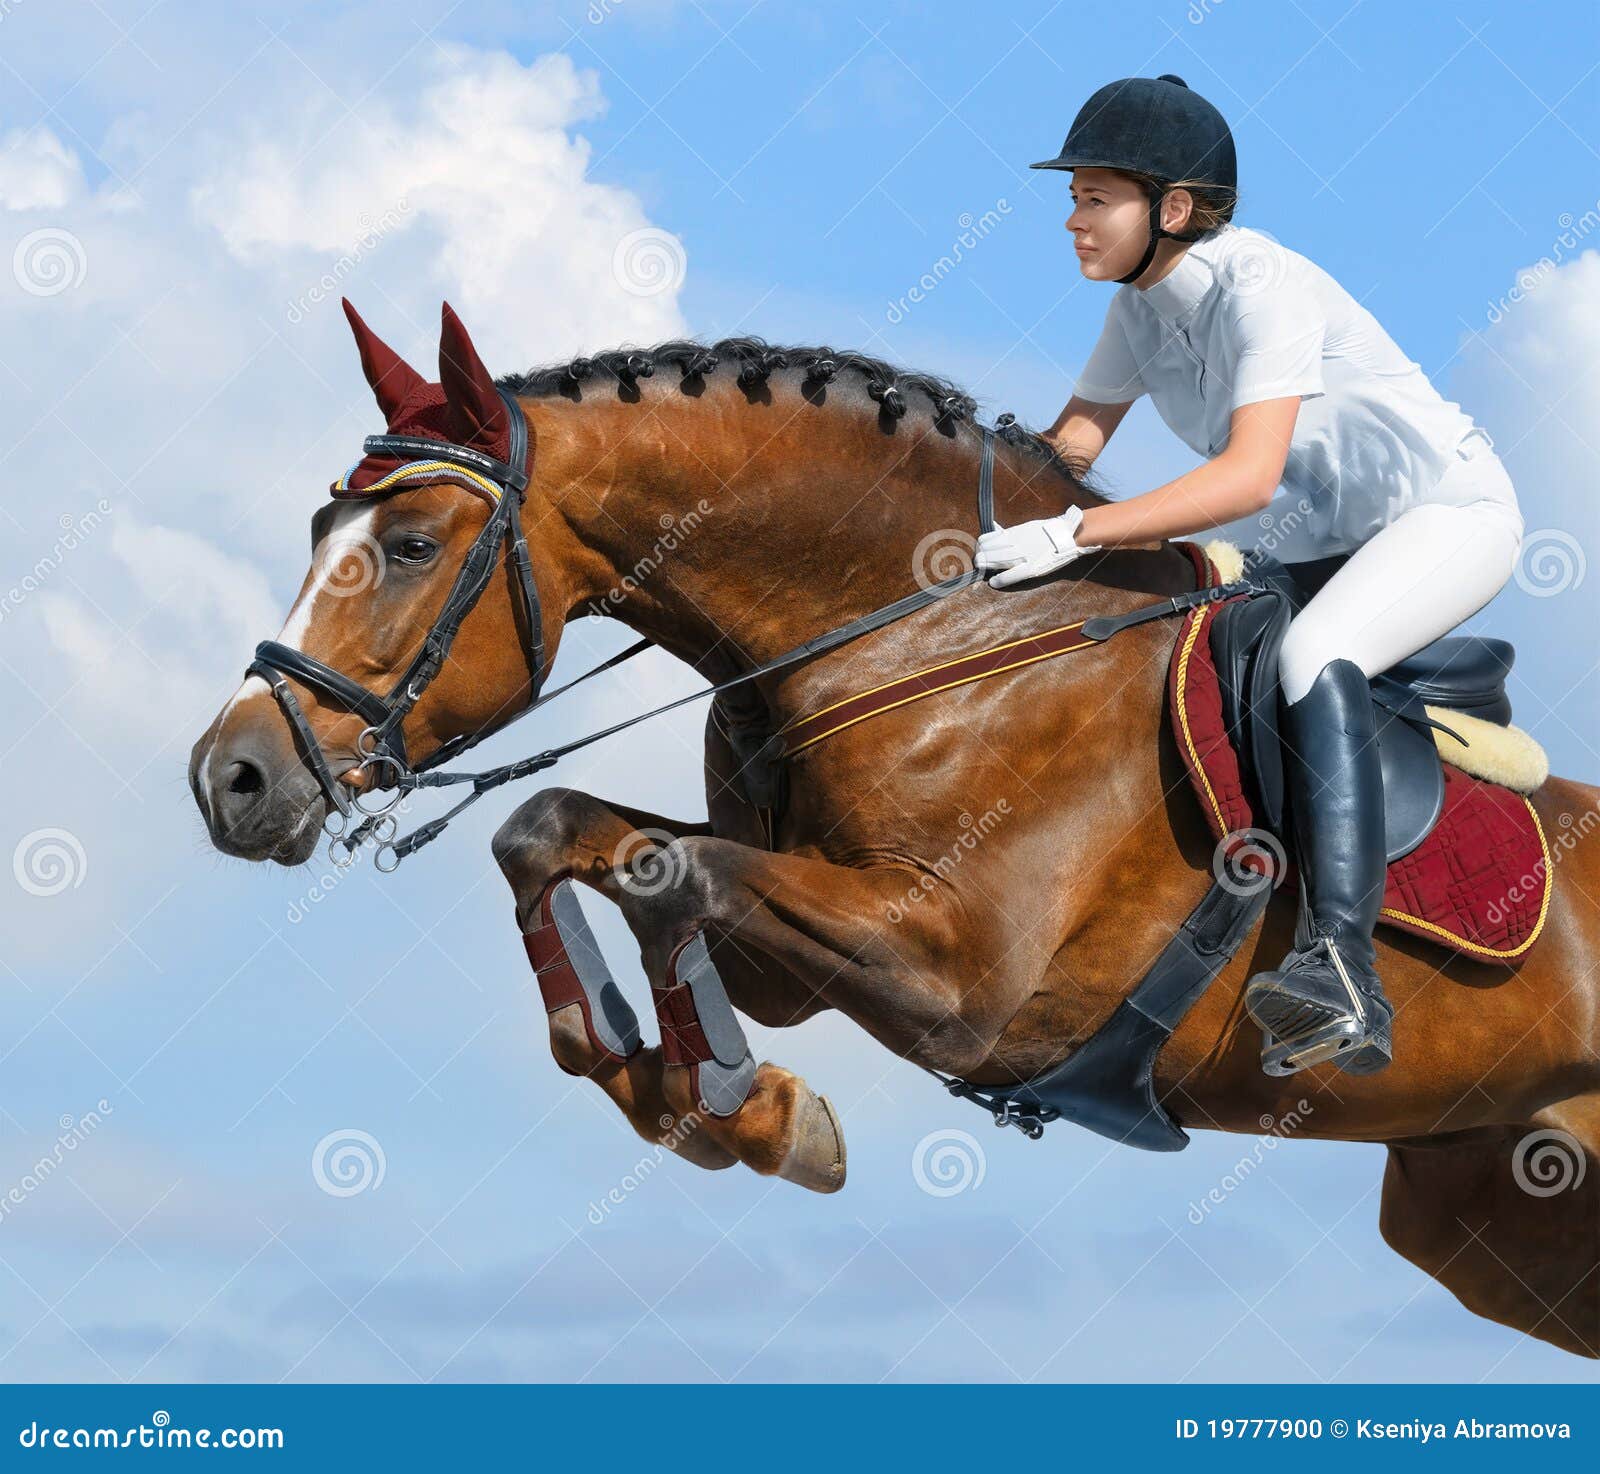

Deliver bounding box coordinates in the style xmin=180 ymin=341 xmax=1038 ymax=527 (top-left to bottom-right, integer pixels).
xmin=1172 ymin=600 xmax=1551 ymax=962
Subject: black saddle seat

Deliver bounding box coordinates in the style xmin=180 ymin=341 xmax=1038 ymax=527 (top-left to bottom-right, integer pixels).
xmin=1372 ymin=637 xmax=1514 ymax=727
xmin=1209 ymin=549 xmax=1518 ymax=866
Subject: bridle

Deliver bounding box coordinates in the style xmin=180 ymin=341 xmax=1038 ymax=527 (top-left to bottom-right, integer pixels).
xmin=250 ymin=400 xmax=1254 ymax=872
xmin=248 ymin=386 xmax=544 ymax=867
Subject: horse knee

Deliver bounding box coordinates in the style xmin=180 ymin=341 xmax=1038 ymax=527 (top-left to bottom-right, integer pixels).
xmin=492 ymin=786 xmax=591 ymax=888
xmin=617 ymin=833 xmax=718 ymax=933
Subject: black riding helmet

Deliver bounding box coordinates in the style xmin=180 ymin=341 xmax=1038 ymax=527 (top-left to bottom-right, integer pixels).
xmin=1032 ymin=74 xmax=1237 ymax=284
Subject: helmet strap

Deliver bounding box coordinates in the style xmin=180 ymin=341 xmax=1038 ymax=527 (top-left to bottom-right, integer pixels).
xmin=1115 ymin=184 xmax=1202 ymax=286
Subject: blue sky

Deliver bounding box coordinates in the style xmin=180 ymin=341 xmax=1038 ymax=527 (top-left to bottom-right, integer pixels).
xmin=0 ymin=0 xmax=1596 ymax=1383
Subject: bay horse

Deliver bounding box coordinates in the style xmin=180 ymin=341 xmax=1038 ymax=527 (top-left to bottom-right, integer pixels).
xmin=190 ymin=301 xmax=1600 ymax=1358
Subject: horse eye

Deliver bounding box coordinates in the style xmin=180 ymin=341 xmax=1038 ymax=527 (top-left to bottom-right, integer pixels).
xmin=394 ymin=534 xmax=437 ymax=565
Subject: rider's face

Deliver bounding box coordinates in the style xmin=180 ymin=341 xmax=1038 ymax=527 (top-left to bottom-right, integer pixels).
xmin=1065 ymin=168 xmax=1182 ymax=283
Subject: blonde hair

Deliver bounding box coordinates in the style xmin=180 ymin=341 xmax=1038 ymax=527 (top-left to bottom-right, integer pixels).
xmin=1112 ymin=168 xmax=1238 ymax=237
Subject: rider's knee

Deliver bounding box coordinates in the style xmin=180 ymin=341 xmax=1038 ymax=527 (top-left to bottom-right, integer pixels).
xmin=1276 ymin=617 xmax=1354 ymax=706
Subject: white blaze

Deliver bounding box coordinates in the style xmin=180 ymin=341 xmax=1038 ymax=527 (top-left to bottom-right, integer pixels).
xmin=197 ymin=503 xmax=380 ymax=813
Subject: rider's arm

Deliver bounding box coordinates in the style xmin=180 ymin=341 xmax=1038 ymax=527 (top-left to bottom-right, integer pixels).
xmin=1042 ymin=395 xmax=1134 ymax=467
xmin=1076 ymin=395 xmax=1301 ymax=548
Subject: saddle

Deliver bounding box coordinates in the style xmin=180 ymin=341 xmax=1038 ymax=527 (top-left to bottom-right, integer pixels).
xmin=1180 ymin=544 xmax=1551 ymax=961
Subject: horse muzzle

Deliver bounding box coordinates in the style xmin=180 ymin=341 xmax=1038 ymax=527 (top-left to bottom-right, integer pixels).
xmin=188 ymin=708 xmax=349 ymax=866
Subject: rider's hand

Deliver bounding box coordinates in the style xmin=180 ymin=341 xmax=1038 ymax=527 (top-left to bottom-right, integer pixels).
xmin=974 ymin=507 xmax=1101 ymax=590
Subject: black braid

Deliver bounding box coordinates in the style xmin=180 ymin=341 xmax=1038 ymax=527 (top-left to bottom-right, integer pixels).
xmin=498 ymin=337 xmax=1074 ymax=472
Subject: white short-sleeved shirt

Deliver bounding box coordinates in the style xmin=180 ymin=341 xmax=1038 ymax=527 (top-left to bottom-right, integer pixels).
xmin=1074 ymin=222 xmax=1516 ymax=558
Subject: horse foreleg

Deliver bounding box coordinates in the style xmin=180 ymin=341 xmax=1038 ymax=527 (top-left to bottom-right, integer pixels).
xmin=493 ymin=790 xmax=845 ymax=1191
xmin=492 ymin=789 xmax=736 ymax=1173
xmin=1379 ymin=1093 xmax=1600 ymax=1358
xmin=583 ymin=832 xmax=1010 ymax=1186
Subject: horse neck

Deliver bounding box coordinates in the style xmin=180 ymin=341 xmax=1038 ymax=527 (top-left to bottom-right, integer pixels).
xmin=533 ymin=385 xmax=1100 ymax=677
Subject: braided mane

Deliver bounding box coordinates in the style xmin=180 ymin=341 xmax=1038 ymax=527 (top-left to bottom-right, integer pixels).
xmin=498 ymin=336 xmax=1092 ymax=485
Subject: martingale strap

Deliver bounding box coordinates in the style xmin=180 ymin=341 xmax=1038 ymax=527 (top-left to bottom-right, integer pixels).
xmin=776 ymin=574 xmax=1252 ymax=759
xmin=366 ymin=565 xmax=1257 ymax=869
xmin=779 ymin=617 xmax=1102 ymax=756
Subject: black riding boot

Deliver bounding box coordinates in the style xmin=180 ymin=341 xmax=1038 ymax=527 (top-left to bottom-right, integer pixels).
xmin=1244 ymin=658 xmax=1394 ymax=1076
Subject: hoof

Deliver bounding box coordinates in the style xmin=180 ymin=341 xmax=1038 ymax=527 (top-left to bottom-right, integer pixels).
xmin=778 ymin=1087 xmax=847 ymax=1194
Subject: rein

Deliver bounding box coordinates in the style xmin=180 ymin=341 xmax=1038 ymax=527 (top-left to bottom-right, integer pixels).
xmin=252 ymin=399 xmax=1258 ymax=871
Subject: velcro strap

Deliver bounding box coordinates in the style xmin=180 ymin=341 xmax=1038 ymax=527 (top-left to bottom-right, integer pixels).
xmin=523 ymin=925 xmax=586 ymax=1014
xmin=653 ymin=983 xmax=714 ymax=1066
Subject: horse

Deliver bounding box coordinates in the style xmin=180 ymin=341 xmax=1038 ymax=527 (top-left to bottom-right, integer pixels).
xmin=190 ymin=300 xmax=1600 ymax=1358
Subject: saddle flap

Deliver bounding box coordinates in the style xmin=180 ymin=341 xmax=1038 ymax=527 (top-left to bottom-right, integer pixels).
xmin=1208 ymin=591 xmax=1290 ymax=835
xmin=1373 ymin=709 xmax=1446 ymax=863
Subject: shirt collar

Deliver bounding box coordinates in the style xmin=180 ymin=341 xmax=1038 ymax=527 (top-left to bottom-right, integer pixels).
xmin=1135 ymin=226 xmax=1233 ymax=328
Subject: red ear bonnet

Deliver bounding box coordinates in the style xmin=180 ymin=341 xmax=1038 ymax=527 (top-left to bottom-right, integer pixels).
xmin=334 ymin=300 xmax=511 ymax=497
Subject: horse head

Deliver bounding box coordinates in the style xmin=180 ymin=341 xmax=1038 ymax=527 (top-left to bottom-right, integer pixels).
xmin=189 ymin=301 xmax=553 ymax=864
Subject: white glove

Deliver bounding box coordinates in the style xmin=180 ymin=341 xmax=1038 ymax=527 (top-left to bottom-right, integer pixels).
xmin=974 ymin=507 xmax=1101 ymax=590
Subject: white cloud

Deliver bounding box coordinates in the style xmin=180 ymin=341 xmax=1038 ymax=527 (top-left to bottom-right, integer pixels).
xmin=190 ymin=45 xmax=687 ymax=365
xmin=108 ymin=518 xmax=281 ymax=652
xmin=1454 ymin=249 xmax=1600 ymax=505
xmin=1449 ymin=251 xmax=1600 ymax=777
xmin=0 ymin=127 xmax=86 ymax=211
xmin=1 ymin=38 xmax=692 ymax=852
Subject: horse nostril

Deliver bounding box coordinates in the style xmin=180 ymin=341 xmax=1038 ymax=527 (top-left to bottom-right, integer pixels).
xmin=225 ymin=759 xmax=266 ymax=798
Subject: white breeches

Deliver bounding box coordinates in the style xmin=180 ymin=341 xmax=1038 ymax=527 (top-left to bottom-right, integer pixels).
xmin=1275 ymin=442 xmax=1525 ymax=705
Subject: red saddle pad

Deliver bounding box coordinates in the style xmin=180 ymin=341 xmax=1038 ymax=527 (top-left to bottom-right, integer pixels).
xmin=1168 ymin=546 xmax=1550 ymax=963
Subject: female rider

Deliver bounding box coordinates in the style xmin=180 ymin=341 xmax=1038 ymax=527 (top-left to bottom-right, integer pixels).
xmin=974 ymin=74 xmax=1525 ymax=1076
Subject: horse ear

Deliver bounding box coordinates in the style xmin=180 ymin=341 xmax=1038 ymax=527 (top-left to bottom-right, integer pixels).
xmin=438 ymin=301 xmax=506 ymax=450
xmin=342 ymin=299 xmax=426 ymax=426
